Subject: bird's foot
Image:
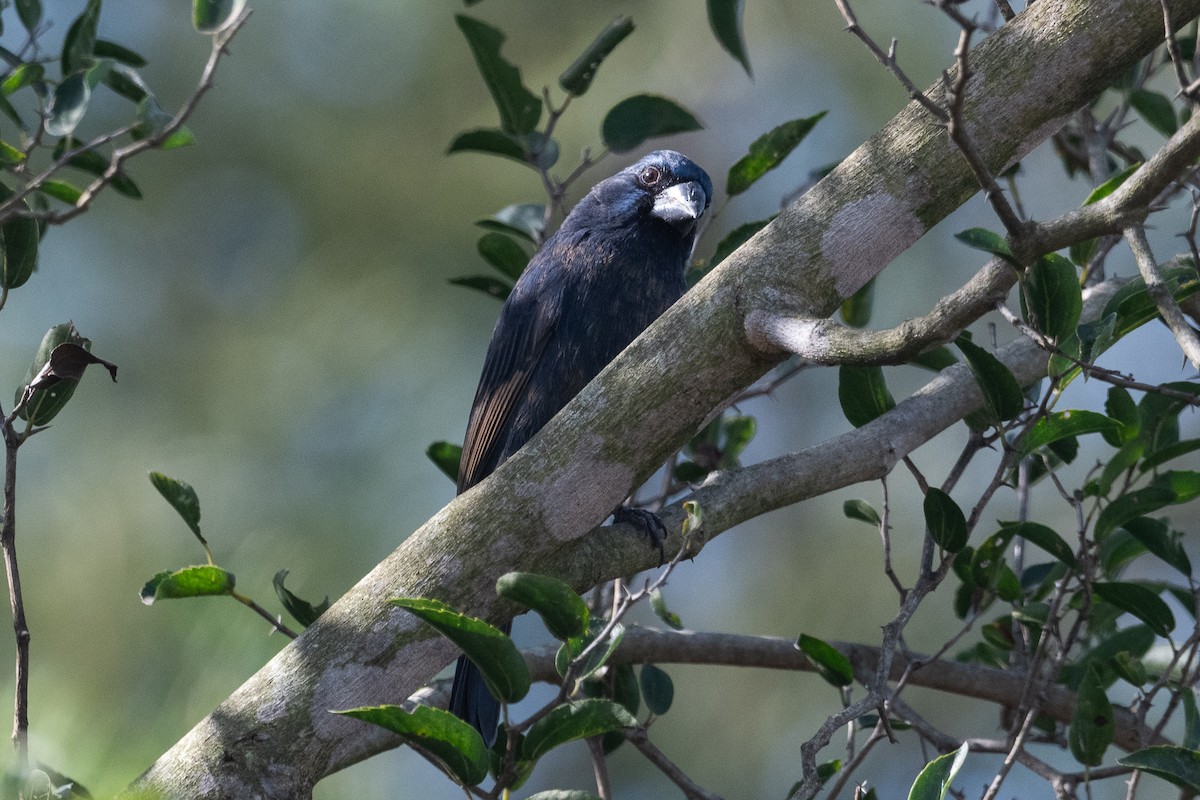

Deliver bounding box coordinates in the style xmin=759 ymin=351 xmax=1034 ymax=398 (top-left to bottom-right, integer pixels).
xmin=613 ymin=506 xmax=667 ymax=565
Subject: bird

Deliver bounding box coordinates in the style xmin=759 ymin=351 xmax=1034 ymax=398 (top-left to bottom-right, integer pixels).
xmin=448 ymin=149 xmax=712 ymax=744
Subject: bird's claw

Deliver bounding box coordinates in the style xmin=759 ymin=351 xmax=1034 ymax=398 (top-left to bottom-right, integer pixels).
xmin=613 ymin=506 xmax=667 ymax=565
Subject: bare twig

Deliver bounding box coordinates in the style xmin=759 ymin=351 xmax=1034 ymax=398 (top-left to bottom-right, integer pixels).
xmin=625 ymin=727 xmax=725 ymax=800
xmin=1124 ymin=224 xmax=1200 ymax=367
xmin=0 ymin=411 xmax=28 ymax=775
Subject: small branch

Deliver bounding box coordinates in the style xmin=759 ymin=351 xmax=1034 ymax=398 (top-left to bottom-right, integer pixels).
xmin=1123 ymin=224 xmax=1200 ymax=368
xmin=586 ymin=737 xmax=613 ymax=800
xmin=1161 ymin=0 xmax=1198 ymax=102
xmin=625 ymin=727 xmax=725 ymax=800
xmin=0 ymin=415 xmax=28 ymax=775
xmin=231 ymin=592 xmax=298 ymax=639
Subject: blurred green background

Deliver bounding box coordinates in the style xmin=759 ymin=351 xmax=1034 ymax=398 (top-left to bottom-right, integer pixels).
xmin=0 ymin=1 xmax=1194 ymax=798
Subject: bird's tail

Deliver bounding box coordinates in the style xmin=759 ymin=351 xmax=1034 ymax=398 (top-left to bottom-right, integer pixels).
xmin=448 ymin=621 xmax=510 ymax=746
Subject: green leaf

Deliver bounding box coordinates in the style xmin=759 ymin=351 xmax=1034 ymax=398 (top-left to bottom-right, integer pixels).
xmin=455 ymin=15 xmax=541 ymax=135
xmin=1120 ymin=746 xmax=1200 ymax=792
xmin=148 ymin=471 xmax=203 ymax=539
xmin=797 ymin=634 xmax=854 ymax=687
xmin=15 ymin=0 xmax=41 ymax=32
xmin=1023 ymin=253 xmax=1081 ymax=343
xmin=706 ymin=0 xmax=752 ymax=75
xmin=496 ymin=572 xmax=588 ymax=641
xmin=336 ymin=704 xmax=489 ymax=786
xmin=60 ymin=0 xmax=100 ymax=74
xmin=649 ymin=588 xmax=683 ymax=630
xmin=46 ymin=61 xmax=111 ymax=138
xmin=1070 ymin=665 xmax=1114 ymax=767
xmin=55 ymin=144 xmax=141 ymax=199
xmin=837 ymin=365 xmax=895 ymax=427
xmin=476 ymin=203 xmax=545 ymax=244
xmin=1069 ymin=236 xmax=1098 ymax=268
xmin=1083 ymin=162 xmax=1141 ymax=205
xmin=843 ymin=499 xmax=881 ymax=527
xmin=447 ymin=128 xmax=526 ymax=164
xmin=998 ymin=521 xmax=1076 ymax=568
xmin=1096 ymin=485 xmax=1180 ymax=540
xmin=1059 ymin=625 xmax=1155 ymax=690
xmin=131 ymin=95 xmax=196 ymax=148
xmin=639 ymin=664 xmax=674 ymax=715
xmin=910 ymin=347 xmax=957 ymax=372
xmin=476 ymin=232 xmax=528 ymax=280
xmin=93 ymin=39 xmax=147 ymax=68
xmin=840 ymin=276 xmax=874 ymax=328
xmin=558 ymin=16 xmax=633 ymax=97
xmin=1105 ymin=386 xmax=1138 ymax=434
xmin=426 ymin=441 xmax=462 ymax=483
xmin=391 ymin=597 xmax=530 ymax=704
xmin=955 ymin=335 xmax=1024 ymax=423
xmin=719 ymin=415 xmax=756 ymax=466
xmin=924 ymin=487 xmax=968 ymax=553
xmin=726 ymin=112 xmax=826 ymax=196
xmin=1141 ymin=438 xmax=1200 ymax=471
xmin=38 ymin=180 xmax=82 ymax=204
xmin=1093 ymin=582 xmax=1175 ymax=636
xmin=140 ymin=565 xmax=234 ymax=604
xmin=1120 ymin=517 xmax=1191 ymax=576
xmin=954 ymin=228 xmax=1017 ymax=266
xmin=449 ymin=275 xmax=511 ymax=301
xmin=1018 ymin=410 xmax=1125 ymax=458
xmin=601 ymin=94 xmax=702 ymax=153
xmin=193 ymin=0 xmax=247 ymax=34
xmin=2 ymin=63 xmax=44 ymax=96
xmin=522 ymin=700 xmax=637 ymax=762
xmin=15 ymin=326 xmax=103 ymax=425
xmin=1184 ymin=688 xmax=1200 ymax=749
xmin=707 ymin=216 xmax=773 ymax=269
xmin=0 ymin=141 xmax=23 ymax=166
xmin=0 ymin=181 xmax=39 ymax=289
xmin=102 ymin=63 xmax=150 ymax=102
xmin=1130 ymin=89 xmax=1178 ymax=136
xmin=272 ymin=569 xmax=329 ymax=628
xmin=907 ymin=743 xmax=969 ymax=800
xmin=575 ymin=623 xmax=624 ymax=681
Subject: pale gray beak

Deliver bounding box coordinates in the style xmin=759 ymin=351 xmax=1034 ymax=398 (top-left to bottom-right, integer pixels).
xmin=652 ymin=180 xmax=707 ymax=232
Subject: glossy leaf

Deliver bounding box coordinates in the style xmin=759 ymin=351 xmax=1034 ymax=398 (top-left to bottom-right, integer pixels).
xmin=337 ymin=704 xmax=488 ymax=786
xmin=910 ymin=347 xmax=957 ymax=372
xmin=449 ymin=275 xmax=511 ymax=301
xmin=1059 ymin=625 xmax=1154 ymax=690
xmin=1141 ymin=438 xmax=1200 ymax=471
xmin=455 ymin=15 xmax=541 ymax=135
xmin=1185 ymin=689 xmax=1200 ymax=750
xmin=1093 ymin=581 xmax=1175 ymax=636
xmin=391 ymin=597 xmax=530 ymax=703
xmin=131 ymin=95 xmax=196 ymax=148
xmin=60 ymin=0 xmax=100 ymax=74
xmin=0 ymin=182 xmax=38 ymax=289
xmin=1130 ymin=89 xmax=1178 ymax=136
xmin=447 ymin=128 xmax=526 ymax=163
xmin=726 ymin=112 xmax=826 ymax=196
xmin=1121 ymin=516 xmax=1191 ymax=576
xmin=601 ymin=94 xmax=702 ymax=153
xmin=476 ymin=203 xmax=545 ymax=244
xmin=522 ymin=700 xmax=636 ymax=762
xmin=140 ymin=565 xmax=234 ymax=604
xmin=706 ymin=0 xmax=751 ymax=74
xmin=1120 ymin=746 xmax=1200 ymax=792
xmin=558 ymin=16 xmax=633 ymax=96
xmin=496 ymin=572 xmax=588 ymax=641
xmin=93 ymin=39 xmax=148 ymax=68
xmin=46 ymin=61 xmax=111 ymax=138
xmin=1083 ymin=162 xmax=1141 ymax=205
xmin=193 ymin=0 xmax=248 ymax=34
xmin=1069 ymin=666 xmax=1114 ymax=767
xmin=148 ymin=471 xmax=203 ymax=539
xmin=924 ymin=488 xmax=968 ymax=553
xmin=998 ymin=521 xmax=1076 ymax=568
xmin=2 ymin=63 xmax=44 ymax=96
xmin=476 ymin=232 xmax=528 ymax=280
xmin=1096 ymin=485 xmax=1180 ymax=540
xmin=426 ymin=441 xmax=462 ymax=482
xmin=15 ymin=327 xmax=114 ymax=425
xmin=640 ymin=664 xmax=674 ymax=715
xmin=708 ymin=216 xmax=773 ymax=269
xmin=954 ymin=228 xmax=1017 ymax=266
xmin=103 ymin=63 xmax=150 ymax=103
xmin=843 ymin=499 xmax=881 ymax=527
xmin=38 ymin=180 xmax=82 ymax=204
xmin=272 ymin=569 xmax=329 ymax=628
xmin=1018 ymin=410 xmax=1124 ymax=458
xmin=840 ymin=277 xmax=874 ymax=328
xmin=955 ymin=335 xmax=1024 ymax=423
xmin=838 ymin=365 xmax=895 ymax=427
xmin=797 ymin=634 xmax=853 ymax=687
xmin=907 ymin=743 xmax=968 ymax=800
xmin=575 ymin=623 xmax=624 ymax=682
xmin=1024 ymin=253 xmax=1081 ymax=342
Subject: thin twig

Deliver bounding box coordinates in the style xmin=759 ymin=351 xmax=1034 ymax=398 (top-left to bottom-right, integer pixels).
xmin=625 ymin=727 xmax=725 ymax=800
xmin=231 ymin=592 xmax=298 ymax=639
xmin=1123 ymin=224 xmax=1200 ymax=368
xmin=0 ymin=412 xmax=28 ymax=775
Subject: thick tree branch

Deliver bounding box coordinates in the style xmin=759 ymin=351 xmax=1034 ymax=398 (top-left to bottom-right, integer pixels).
xmin=126 ymin=2 xmax=1200 ymax=796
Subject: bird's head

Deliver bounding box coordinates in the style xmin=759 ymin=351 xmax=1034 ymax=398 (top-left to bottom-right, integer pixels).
xmin=585 ymin=150 xmax=713 ymax=240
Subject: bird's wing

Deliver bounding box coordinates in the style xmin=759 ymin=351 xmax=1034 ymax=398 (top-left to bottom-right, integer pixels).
xmin=457 ymin=276 xmax=562 ymax=493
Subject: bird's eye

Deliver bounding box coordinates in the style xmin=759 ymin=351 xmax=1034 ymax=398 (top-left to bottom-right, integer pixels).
xmin=638 ymin=166 xmax=663 ymax=187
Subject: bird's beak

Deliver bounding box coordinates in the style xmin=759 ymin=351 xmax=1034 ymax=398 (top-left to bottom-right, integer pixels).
xmin=652 ymin=181 xmax=707 ymax=232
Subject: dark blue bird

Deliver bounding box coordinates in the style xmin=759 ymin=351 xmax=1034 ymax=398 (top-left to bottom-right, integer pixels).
xmin=449 ymin=150 xmax=712 ymax=744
